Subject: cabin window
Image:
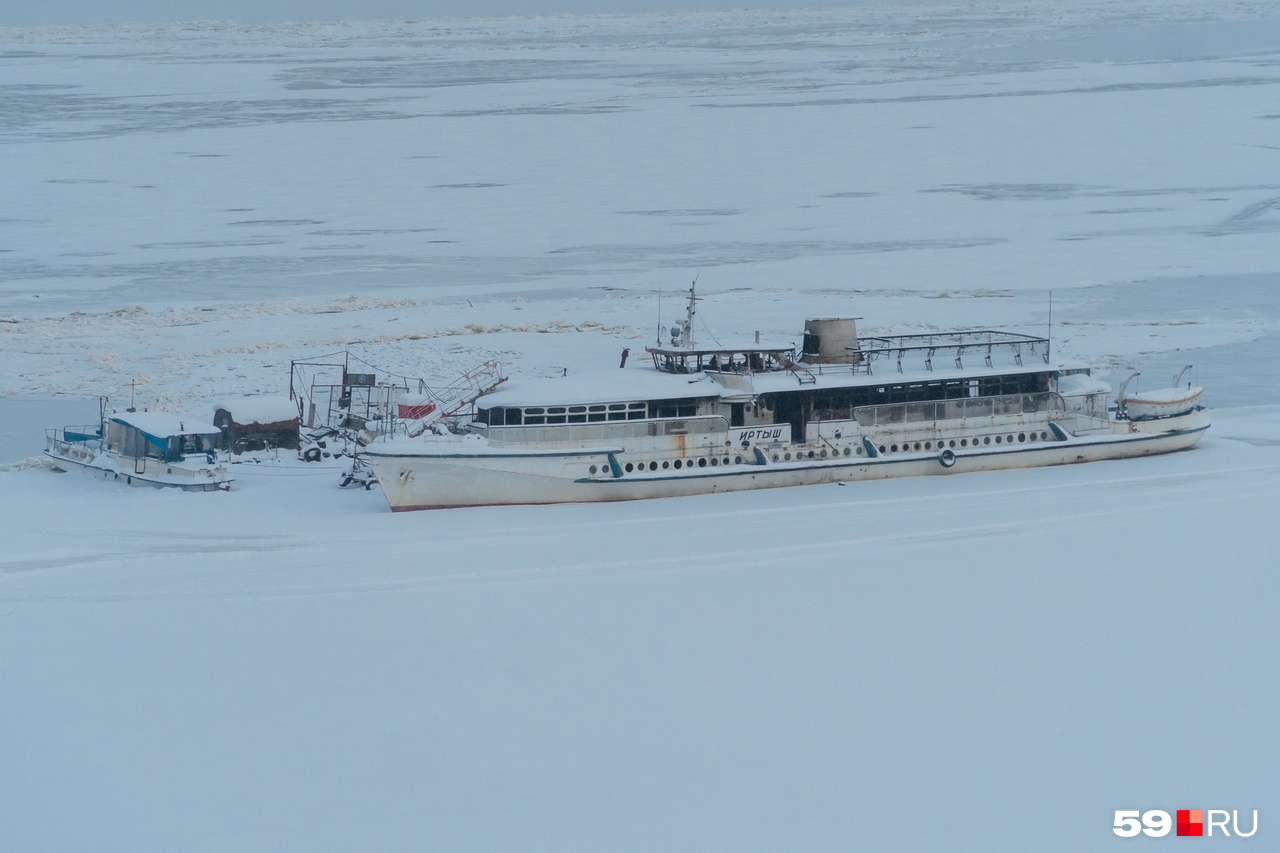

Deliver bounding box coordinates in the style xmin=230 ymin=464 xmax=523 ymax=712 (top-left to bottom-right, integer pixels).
xmin=655 ymin=401 xmax=697 ymax=419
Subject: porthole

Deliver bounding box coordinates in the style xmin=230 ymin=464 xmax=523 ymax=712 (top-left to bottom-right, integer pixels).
xmin=735 ymin=456 xmax=743 ymax=464
xmin=924 ymin=442 xmax=932 ymax=450
xmin=984 ymin=436 xmax=991 ymax=445
xmin=1042 ymin=431 xmax=1049 ymax=440
xmin=723 ymin=457 xmax=730 ymax=465
xmin=784 ymin=453 xmax=792 ymax=461
xmin=879 ymin=445 xmax=887 ymax=454
xmin=855 ymin=446 xmax=863 ymax=456
xmin=589 ymin=465 xmax=597 ymax=475
xmin=890 ymin=445 xmax=898 ymax=453
xmin=913 ymin=442 xmax=921 ymax=451
xmin=673 ymin=459 xmax=682 ymax=469
xmin=1007 ymin=435 xmax=1014 ymax=444
xmin=649 ymin=461 xmax=658 ymax=471
xmin=772 ymin=454 xmax=780 ymax=462
xmin=662 ymin=460 xmax=670 ymax=469
xmin=949 ymin=440 xmax=956 ymax=448
xmin=820 ymin=449 xmax=828 ymax=458
xmin=710 ymin=457 xmax=718 ymax=466
xmin=995 ymin=435 xmax=1002 ymax=444
xmin=698 ymin=458 xmax=707 ymax=468
xmin=843 ymin=447 xmax=852 ymax=457
xmin=1018 ymin=433 xmax=1026 ymax=442
xmin=961 ymin=439 xmax=968 ymax=447
xmin=624 ymin=462 xmax=634 ymax=472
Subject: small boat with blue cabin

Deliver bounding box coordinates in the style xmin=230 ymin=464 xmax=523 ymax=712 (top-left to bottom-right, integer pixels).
xmin=45 ymin=406 xmax=233 ymax=491
xmin=364 ymin=284 xmax=1209 ymax=511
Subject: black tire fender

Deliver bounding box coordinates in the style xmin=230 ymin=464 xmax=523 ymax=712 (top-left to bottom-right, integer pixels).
xmin=939 ymin=448 xmax=957 ymax=468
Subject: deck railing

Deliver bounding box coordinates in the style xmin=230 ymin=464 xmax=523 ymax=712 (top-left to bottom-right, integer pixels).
xmin=853 ymin=392 xmax=1067 ymax=427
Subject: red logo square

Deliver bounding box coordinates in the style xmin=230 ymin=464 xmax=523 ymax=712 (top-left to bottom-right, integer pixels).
xmin=1177 ymin=810 xmax=1204 ymax=837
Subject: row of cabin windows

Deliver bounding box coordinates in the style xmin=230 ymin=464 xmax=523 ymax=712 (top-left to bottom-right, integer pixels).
xmin=805 ymin=374 xmax=1050 ymax=421
xmin=475 ymin=375 xmax=1048 ymax=427
xmin=477 ymin=400 xmax=697 ymax=427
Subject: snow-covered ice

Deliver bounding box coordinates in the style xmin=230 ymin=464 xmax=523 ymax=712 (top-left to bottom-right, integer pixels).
xmin=2 ymin=1 xmax=1279 ymax=849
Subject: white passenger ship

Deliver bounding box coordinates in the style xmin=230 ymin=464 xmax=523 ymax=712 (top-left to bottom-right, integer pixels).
xmin=365 ymin=286 xmax=1208 ymax=511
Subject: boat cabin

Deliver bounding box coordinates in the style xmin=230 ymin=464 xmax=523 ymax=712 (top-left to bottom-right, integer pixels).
xmin=105 ymin=412 xmax=220 ymax=463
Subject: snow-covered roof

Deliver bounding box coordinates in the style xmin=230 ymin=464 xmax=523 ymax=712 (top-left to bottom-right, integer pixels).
xmin=646 ymin=336 xmax=796 ymax=356
xmin=1056 ymin=374 xmax=1111 ymax=396
xmin=213 ymin=396 xmax=299 ymax=425
xmin=110 ymin=411 xmax=219 ymax=437
xmin=478 ymin=369 xmax=721 ymax=409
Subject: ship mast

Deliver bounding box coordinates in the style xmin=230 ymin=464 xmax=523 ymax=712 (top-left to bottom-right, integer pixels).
xmin=680 ymin=279 xmax=698 ymax=348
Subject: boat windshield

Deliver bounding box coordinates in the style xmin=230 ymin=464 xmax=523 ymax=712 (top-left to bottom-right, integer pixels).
xmin=178 ymin=434 xmax=217 ymax=456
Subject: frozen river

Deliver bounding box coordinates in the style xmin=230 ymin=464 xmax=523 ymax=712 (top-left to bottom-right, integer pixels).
xmin=2 ymin=2 xmax=1279 ymax=850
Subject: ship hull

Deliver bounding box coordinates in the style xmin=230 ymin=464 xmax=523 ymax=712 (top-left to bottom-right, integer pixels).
xmin=367 ymin=411 xmax=1209 ymax=511
xmin=44 ymin=449 xmax=233 ymax=492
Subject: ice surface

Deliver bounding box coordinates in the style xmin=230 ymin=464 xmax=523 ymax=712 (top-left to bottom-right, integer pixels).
xmin=2 ymin=2 xmax=1279 ymax=851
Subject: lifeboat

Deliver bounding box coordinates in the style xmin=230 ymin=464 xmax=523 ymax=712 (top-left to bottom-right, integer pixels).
xmin=1123 ymin=386 xmax=1203 ymax=420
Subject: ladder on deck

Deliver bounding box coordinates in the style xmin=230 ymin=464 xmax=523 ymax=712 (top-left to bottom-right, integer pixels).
xmin=790 ymin=365 xmax=817 ymax=385
xmin=415 ymin=360 xmax=506 ymax=422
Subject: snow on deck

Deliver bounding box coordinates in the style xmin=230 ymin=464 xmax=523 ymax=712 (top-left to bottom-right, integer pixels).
xmin=478 ymin=369 xmax=721 ymax=408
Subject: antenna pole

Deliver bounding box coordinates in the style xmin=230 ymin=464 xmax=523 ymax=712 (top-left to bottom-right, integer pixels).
xmin=683 ymin=278 xmax=698 ymax=349
xmin=656 ymin=288 xmax=661 ymax=346
xmin=1047 ymin=290 xmax=1053 ymax=363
